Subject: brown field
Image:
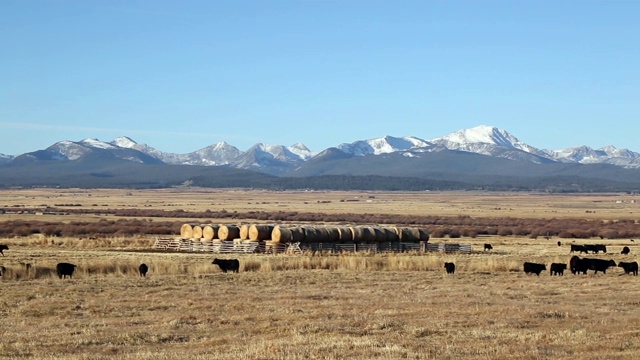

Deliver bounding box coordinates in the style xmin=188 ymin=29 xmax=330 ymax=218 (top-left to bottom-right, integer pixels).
xmin=1 ymin=189 xmax=640 ymax=359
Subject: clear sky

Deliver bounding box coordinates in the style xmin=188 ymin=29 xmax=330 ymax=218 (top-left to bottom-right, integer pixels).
xmin=1 ymin=0 xmax=638 ymax=156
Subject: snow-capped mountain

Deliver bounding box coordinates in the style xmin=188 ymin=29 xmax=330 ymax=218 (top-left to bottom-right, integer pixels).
xmin=4 ymin=125 xmax=640 ymax=178
xmin=336 ymin=135 xmax=433 ymax=156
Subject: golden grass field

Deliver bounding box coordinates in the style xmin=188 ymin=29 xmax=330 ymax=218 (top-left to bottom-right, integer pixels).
xmin=1 ymin=189 xmax=640 ymax=359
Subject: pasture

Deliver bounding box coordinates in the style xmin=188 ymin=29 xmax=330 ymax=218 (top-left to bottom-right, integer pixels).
xmin=1 ymin=189 xmax=640 ymax=359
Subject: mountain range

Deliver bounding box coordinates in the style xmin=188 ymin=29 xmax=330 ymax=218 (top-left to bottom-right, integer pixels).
xmin=2 ymin=125 xmax=640 ymax=191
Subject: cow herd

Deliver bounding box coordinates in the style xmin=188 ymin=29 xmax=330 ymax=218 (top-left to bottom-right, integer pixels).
xmin=0 ymin=242 xmax=241 ymax=279
xmin=443 ymin=242 xmax=637 ymax=277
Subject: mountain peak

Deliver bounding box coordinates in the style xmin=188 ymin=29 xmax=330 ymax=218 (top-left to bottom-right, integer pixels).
xmin=434 ymin=125 xmax=518 ymax=147
xmin=111 ymin=136 xmax=138 ymax=148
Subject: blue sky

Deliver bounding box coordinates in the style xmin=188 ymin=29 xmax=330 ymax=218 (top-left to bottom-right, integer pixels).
xmin=1 ymin=1 xmax=638 ymax=155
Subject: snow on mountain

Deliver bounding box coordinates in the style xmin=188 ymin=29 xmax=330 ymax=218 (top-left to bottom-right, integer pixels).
xmin=47 ymin=140 xmax=94 ymax=160
xmin=80 ymin=138 xmax=118 ymax=150
xmin=428 ymin=125 xmax=552 ymax=162
xmin=5 ymin=126 xmax=640 ymax=174
xmin=337 ymin=135 xmax=432 ymax=156
xmin=546 ymin=145 xmax=640 ymax=168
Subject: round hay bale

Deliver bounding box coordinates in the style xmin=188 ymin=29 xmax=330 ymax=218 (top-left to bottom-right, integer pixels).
xmin=272 ymin=226 xmax=305 ymax=243
xmin=373 ymin=227 xmax=387 ymax=242
xmin=249 ymin=224 xmax=274 ymax=241
xmin=398 ymin=227 xmax=421 ymax=242
xmin=202 ymin=224 xmax=219 ymax=240
xmin=382 ymin=227 xmax=400 ymax=242
xmin=239 ymin=224 xmax=250 ymax=240
xmin=303 ymin=226 xmax=330 ymax=243
xmin=350 ymin=226 xmax=376 ymax=242
xmin=315 ymin=227 xmax=331 ymax=242
xmin=192 ymin=225 xmax=203 ymax=239
xmin=180 ymin=223 xmax=194 ymax=239
xmin=336 ymin=226 xmax=353 ymax=242
xmin=324 ymin=226 xmax=341 ymax=242
xmin=419 ymin=228 xmax=430 ymax=242
xmin=218 ymin=225 xmax=240 ymax=240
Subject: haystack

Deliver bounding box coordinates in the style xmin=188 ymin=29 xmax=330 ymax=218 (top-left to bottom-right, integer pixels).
xmin=249 ymin=224 xmax=274 ymax=241
xmin=218 ymin=225 xmax=240 ymax=240
xmin=271 ymin=226 xmax=305 ymax=243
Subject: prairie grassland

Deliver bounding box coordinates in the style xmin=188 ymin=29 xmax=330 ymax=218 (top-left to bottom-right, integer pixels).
xmin=1 ymin=237 xmax=640 ymax=360
xmin=1 ymin=188 xmax=640 ymax=220
xmin=2 ymin=189 xmax=640 ymax=359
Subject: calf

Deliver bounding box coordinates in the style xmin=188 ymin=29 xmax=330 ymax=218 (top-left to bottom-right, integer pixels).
xmin=138 ymin=263 xmax=149 ymax=277
xmin=0 ymin=244 xmax=8 ymax=256
xmin=212 ymin=258 xmax=240 ymax=273
xmin=550 ymin=263 xmax=567 ymax=276
xmin=621 ymin=246 xmax=631 ymax=255
xmin=444 ymin=262 xmax=455 ymax=274
xmin=56 ymin=262 xmax=77 ymax=279
xmin=618 ymin=261 xmax=638 ymax=276
xmin=523 ymin=262 xmax=546 ymax=276
xmin=483 ymin=244 xmax=493 ymax=251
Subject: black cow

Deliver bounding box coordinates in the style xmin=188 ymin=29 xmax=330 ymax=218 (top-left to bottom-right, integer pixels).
xmin=550 ymin=263 xmax=567 ymax=276
xmin=138 ymin=263 xmax=149 ymax=277
xmin=523 ymin=262 xmax=546 ymax=276
xmin=56 ymin=262 xmax=77 ymax=279
xmin=0 ymin=244 xmax=8 ymax=256
xmin=570 ymin=244 xmax=587 ymax=254
xmin=621 ymin=246 xmax=631 ymax=255
xmin=444 ymin=262 xmax=455 ymax=274
xmin=557 ymin=241 xmax=562 ymax=247
xmin=570 ymin=256 xmax=589 ymax=275
xmin=212 ymin=258 xmax=240 ymax=273
xmin=618 ymin=261 xmax=638 ymax=275
xmin=594 ymin=244 xmax=607 ymax=254
xmin=584 ymin=258 xmax=617 ymax=274
xmin=483 ymin=244 xmax=493 ymax=251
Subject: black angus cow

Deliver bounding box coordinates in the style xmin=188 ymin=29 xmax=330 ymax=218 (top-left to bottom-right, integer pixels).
xmin=557 ymin=241 xmax=562 ymax=247
xmin=523 ymin=262 xmax=546 ymax=276
xmin=570 ymin=256 xmax=589 ymax=275
xmin=570 ymin=244 xmax=587 ymax=254
xmin=483 ymin=244 xmax=493 ymax=251
xmin=618 ymin=261 xmax=639 ymax=276
xmin=138 ymin=263 xmax=149 ymax=277
xmin=56 ymin=262 xmax=77 ymax=279
xmin=212 ymin=258 xmax=240 ymax=273
xmin=621 ymin=246 xmax=631 ymax=255
xmin=444 ymin=262 xmax=456 ymax=274
xmin=584 ymin=258 xmax=617 ymax=274
xmin=0 ymin=244 xmax=8 ymax=256
xmin=550 ymin=263 xmax=567 ymax=276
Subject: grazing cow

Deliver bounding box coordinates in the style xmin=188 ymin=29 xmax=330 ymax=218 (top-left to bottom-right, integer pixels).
xmin=621 ymin=246 xmax=631 ymax=255
xmin=56 ymin=262 xmax=77 ymax=279
xmin=570 ymin=244 xmax=586 ymax=254
xmin=444 ymin=262 xmax=456 ymax=274
xmin=523 ymin=262 xmax=546 ymax=276
xmin=584 ymin=258 xmax=617 ymax=274
xmin=570 ymin=256 xmax=589 ymax=275
xmin=550 ymin=263 xmax=567 ymax=276
xmin=594 ymin=244 xmax=607 ymax=254
xmin=618 ymin=261 xmax=639 ymax=275
xmin=0 ymin=244 xmax=8 ymax=256
xmin=483 ymin=244 xmax=493 ymax=251
xmin=212 ymin=258 xmax=240 ymax=273
xmin=138 ymin=263 xmax=149 ymax=277
xmin=557 ymin=241 xmax=562 ymax=247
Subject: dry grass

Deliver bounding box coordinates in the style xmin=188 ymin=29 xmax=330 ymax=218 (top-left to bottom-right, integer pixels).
xmin=2 ymin=239 xmax=640 ymax=359
xmin=2 ymin=189 xmax=640 ymax=359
